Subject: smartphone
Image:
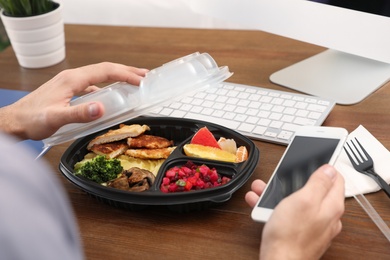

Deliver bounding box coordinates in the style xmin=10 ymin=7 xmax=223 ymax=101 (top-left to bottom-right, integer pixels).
xmin=251 ymin=126 xmax=348 ymax=223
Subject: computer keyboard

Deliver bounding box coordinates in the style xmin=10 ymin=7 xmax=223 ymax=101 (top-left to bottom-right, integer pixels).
xmin=149 ymin=82 xmax=335 ymax=145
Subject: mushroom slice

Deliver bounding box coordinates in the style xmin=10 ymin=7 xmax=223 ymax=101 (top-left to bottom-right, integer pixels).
xmin=125 ymin=167 xmax=155 ymax=192
xmin=107 ymin=173 xmax=129 ymax=191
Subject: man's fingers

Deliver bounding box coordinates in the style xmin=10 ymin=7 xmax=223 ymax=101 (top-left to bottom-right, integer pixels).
xmin=251 ymin=179 xmax=267 ymax=195
xmin=245 ymin=180 xmax=266 ymax=208
xmin=53 ymin=62 xmax=148 ymax=94
xmin=301 ymin=164 xmax=337 ymax=202
xmin=245 ymin=191 xmax=260 ymax=208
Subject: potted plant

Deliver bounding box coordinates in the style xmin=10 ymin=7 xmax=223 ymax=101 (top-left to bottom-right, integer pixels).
xmin=0 ymin=0 xmax=65 ymax=68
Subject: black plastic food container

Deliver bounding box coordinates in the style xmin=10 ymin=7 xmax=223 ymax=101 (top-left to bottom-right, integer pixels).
xmin=59 ymin=117 xmax=260 ymax=212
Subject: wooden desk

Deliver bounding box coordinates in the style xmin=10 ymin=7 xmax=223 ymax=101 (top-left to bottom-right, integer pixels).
xmin=1 ymin=24 xmax=390 ymax=259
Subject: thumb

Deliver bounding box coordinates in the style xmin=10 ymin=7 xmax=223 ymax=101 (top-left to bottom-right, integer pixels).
xmin=61 ymin=102 xmax=105 ymax=125
xmin=301 ymin=164 xmax=337 ymax=202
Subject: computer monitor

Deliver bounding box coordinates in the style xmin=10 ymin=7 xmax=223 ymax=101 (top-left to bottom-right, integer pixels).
xmin=188 ymin=0 xmax=390 ymax=105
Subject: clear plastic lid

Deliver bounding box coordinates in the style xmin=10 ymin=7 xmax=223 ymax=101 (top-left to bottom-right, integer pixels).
xmin=42 ymin=52 xmax=233 ymax=147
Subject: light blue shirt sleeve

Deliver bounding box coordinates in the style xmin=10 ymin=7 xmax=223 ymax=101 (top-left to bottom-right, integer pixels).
xmin=0 ymin=133 xmax=84 ymax=260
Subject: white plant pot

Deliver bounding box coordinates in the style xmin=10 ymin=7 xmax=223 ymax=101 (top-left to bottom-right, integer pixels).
xmin=0 ymin=2 xmax=65 ymax=68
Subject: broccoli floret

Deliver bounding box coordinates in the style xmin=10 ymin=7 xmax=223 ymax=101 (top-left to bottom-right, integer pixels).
xmin=74 ymin=155 xmax=123 ymax=183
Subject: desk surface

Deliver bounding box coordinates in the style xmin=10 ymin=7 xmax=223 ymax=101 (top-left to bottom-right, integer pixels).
xmin=1 ymin=24 xmax=390 ymax=259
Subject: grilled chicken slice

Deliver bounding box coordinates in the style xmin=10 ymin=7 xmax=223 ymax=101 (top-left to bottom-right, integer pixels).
xmin=89 ymin=142 xmax=128 ymax=159
xmin=87 ymin=124 xmax=150 ymax=150
xmin=127 ymin=134 xmax=174 ymax=149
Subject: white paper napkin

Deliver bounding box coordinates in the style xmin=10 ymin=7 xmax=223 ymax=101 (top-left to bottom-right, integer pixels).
xmin=335 ymin=125 xmax=390 ymax=197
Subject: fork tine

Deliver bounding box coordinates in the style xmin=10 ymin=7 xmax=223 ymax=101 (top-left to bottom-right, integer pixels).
xmin=353 ymin=138 xmax=371 ymax=161
xmin=344 ymin=141 xmax=359 ymax=165
xmin=344 ymin=142 xmax=355 ymax=162
xmin=349 ymin=138 xmax=365 ymax=163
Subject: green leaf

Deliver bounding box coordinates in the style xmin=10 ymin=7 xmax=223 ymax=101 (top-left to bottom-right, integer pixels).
xmin=0 ymin=0 xmax=55 ymax=17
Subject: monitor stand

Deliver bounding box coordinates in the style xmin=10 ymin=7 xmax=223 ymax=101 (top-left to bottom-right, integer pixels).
xmin=270 ymin=49 xmax=390 ymax=105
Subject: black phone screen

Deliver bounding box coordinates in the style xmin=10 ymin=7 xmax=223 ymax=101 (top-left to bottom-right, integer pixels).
xmin=257 ymin=136 xmax=340 ymax=209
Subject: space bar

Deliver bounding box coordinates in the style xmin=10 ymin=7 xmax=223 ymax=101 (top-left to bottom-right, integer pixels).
xmin=185 ymin=113 xmax=240 ymax=129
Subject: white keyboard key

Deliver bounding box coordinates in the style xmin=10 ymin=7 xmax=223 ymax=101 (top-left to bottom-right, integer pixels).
xmin=249 ymin=94 xmax=261 ymax=101
xmin=282 ymin=123 xmax=300 ymax=132
xmin=192 ymin=98 xmax=203 ymax=106
xmin=169 ymin=102 xmax=182 ymax=109
xmin=281 ymin=115 xmax=294 ymax=123
xmin=245 ymin=88 xmax=257 ymax=94
xmin=237 ymin=92 xmax=250 ymax=99
xmin=191 ymin=106 xmax=202 ymax=113
xmin=258 ymin=118 xmax=271 ymax=126
xmin=260 ymin=103 xmax=273 ymax=111
xmin=318 ymin=100 xmax=331 ymax=106
xmin=264 ymin=131 xmax=278 ymax=138
xmin=213 ymin=102 xmax=225 ymax=110
xmin=171 ymin=110 xmax=187 ymax=117
xmin=294 ymin=117 xmax=317 ymax=126
xmin=234 ymin=114 xmax=248 ymax=122
xmin=257 ymin=89 xmax=268 ymax=95
xmin=181 ymin=97 xmax=193 ymax=103
xmin=284 ymin=107 xmax=297 ymax=115
xmin=227 ymin=90 xmax=239 ymax=97
xmin=181 ymin=104 xmax=192 ymax=111
xmin=223 ymin=112 xmax=236 ymax=120
xmin=205 ymin=94 xmax=217 ymax=101
xmin=247 ymin=108 xmax=259 ymax=116
xmin=201 ymin=108 xmax=214 ymax=115
xmin=295 ymin=102 xmax=308 ymax=109
xmin=238 ymin=123 xmax=255 ymax=133
xmin=249 ymin=101 xmax=261 ymax=109
xmin=269 ymin=113 xmax=282 ymax=121
xmin=247 ymin=116 xmax=259 ymax=124
xmin=194 ymin=92 xmax=207 ymax=99
xmin=253 ymin=126 xmax=267 ymax=135
xmin=227 ymin=97 xmax=239 ymax=105
xmin=234 ymin=86 xmax=246 ymax=92
xmin=283 ymin=100 xmax=296 ymax=107
xmin=305 ymin=98 xmax=318 ymax=103
xmin=216 ymin=88 xmax=228 ymax=95
xmin=260 ymin=96 xmax=272 ymax=103
xmin=212 ymin=110 xmax=225 ymax=117
xmin=296 ymin=109 xmax=309 ymax=117
xmin=281 ymin=94 xmax=293 ymax=99
xmin=293 ymin=96 xmax=305 ymax=101
xmin=271 ymin=98 xmax=284 ymax=105
xmin=237 ymin=100 xmax=250 ymax=106
xmin=202 ymin=100 xmax=214 ymax=108
xmin=307 ymin=104 xmax=327 ymax=112
xmin=224 ymin=104 xmax=236 ymax=112
xmin=258 ymin=111 xmax=270 ymax=118
xmin=269 ymin=121 xmax=283 ymax=129
xmin=235 ymin=106 xmax=247 ymax=114
xmin=216 ymin=96 xmax=228 ymax=103
xmin=278 ymin=130 xmax=294 ymax=140
xmin=160 ymin=107 xmax=173 ymax=116
xmin=271 ymin=105 xmax=284 ymax=113
xmin=308 ymin=111 xmax=322 ymax=120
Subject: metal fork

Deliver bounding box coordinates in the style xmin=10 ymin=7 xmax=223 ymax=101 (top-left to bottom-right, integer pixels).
xmin=344 ymin=137 xmax=390 ymax=198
